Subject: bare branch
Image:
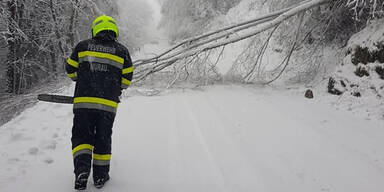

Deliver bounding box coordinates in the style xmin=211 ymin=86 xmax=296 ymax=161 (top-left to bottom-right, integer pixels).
xmin=265 ymin=13 xmax=305 ymax=84
xmin=133 ymin=0 xmax=330 ymax=83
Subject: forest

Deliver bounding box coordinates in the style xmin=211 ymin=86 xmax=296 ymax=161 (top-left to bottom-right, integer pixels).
xmin=0 ymin=0 xmax=383 ymax=121
xmin=1 ymin=0 xmax=382 ymax=93
xmin=0 ymin=0 xmax=153 ymax=94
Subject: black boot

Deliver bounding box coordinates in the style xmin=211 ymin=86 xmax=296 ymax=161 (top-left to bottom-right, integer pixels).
xmin=75 ymin=172 xmax=89 ymax=190
xmin=94 ymin=174 xmax=110 ymax=189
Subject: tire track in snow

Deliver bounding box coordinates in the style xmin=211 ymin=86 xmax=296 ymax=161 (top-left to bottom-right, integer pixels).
xmin=201 ymin=87 xmax=314 ymax=191
xmin=167 ymin=95 xmax=227 ymax=192
xmin=262 ymin=91 xmax=384 ymax=174
xmin=182 ymin=90 xmax=266 ymax=192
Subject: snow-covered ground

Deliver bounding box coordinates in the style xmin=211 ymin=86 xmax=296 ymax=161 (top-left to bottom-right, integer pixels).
xmin=0 ymin=85 xmax=384 ymax=192
xmin=1 ymin=1 xmax=383 ymax=191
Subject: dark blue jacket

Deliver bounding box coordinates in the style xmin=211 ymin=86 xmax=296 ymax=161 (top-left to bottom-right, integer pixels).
xmin=65 ymin=32 xmax=133 ymax=113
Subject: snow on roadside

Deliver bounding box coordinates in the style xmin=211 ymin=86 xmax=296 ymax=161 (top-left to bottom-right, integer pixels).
xmin=325 ymin=19 xmax=384 ymax=121
xmin=348 ymin=19 xmax=384 ymax=52
xmin=0 ymin=85 xmax=75 ymax=191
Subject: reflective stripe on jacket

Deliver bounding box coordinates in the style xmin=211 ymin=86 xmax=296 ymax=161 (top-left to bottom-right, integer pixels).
xmin=65 ymin=38 xmax=134 ymax=113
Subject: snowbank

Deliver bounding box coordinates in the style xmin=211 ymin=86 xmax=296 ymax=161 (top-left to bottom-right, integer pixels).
xmin=348 ymin=19 xmax=384 ymax=52
xmin=326 ymin=19 xmax=384 ymax=120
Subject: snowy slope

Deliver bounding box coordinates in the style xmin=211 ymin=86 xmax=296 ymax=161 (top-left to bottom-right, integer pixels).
xmin=326 ymin=18 xmax=384 ymax=120
xmin=1 ymin=85 xmax=384 ymax=192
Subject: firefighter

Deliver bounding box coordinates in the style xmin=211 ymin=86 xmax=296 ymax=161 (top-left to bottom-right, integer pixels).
xmin=65 ymin=15 xmax=133 ymax=190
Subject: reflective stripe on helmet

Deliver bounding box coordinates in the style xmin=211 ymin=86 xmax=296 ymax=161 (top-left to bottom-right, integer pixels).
xmin=93 ymin=20 xmax=104 ymax=27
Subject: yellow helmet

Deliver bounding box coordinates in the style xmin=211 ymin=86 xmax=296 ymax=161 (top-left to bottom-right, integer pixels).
xmin=92 ymin=15 xmax=119 ymax=38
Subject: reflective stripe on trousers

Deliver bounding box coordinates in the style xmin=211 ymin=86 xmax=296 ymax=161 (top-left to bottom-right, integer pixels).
xmin=74 ymin=103 xmax=117 ymax=113
xmin=93 ymin=154 xmax=111 ymax=166
xmin=72 ymin=145 xmax=111 ymax=166
xmin=72 ymin=144 xmax=93 ymax=158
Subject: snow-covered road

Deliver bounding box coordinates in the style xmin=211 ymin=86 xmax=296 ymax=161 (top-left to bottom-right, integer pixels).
xmin=1 ymin=85 xmax=384 ymax=192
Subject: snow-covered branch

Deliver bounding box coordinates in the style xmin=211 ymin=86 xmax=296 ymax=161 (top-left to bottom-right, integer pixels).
xmin=134 ymin=0 xmax=330 ymax=82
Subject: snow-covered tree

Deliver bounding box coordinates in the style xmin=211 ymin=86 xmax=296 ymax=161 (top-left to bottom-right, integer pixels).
xmin=116 ymin=0 xmax=152 ymax=49
xmin=1 ymin=0 xmax=118 ymax=94
xmin=160 ymin=0 xmax=241 ymax=42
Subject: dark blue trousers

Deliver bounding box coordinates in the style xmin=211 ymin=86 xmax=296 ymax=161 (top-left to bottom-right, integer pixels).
xmin=71 ymin=109 xmax=115 ymax=180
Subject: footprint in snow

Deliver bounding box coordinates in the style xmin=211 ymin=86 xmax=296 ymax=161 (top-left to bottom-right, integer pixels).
xmin=52 ymin=133 xmax=59 ymax=139
xmin=28 ymin=147 xmax=39 ymax=155
xmin=7 ymin=157 xmax=20 ymax=163
xmin=10 ymin=133 xmax=24 ymax=142
xmin=43 ymin=157 xmax=54 ymax=164
xmin=40 ymin=140 xmax=57 ymax=150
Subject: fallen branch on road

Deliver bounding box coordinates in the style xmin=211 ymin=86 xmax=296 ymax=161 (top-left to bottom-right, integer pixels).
xmin=133 ymin=0 xmax=330 ymax=82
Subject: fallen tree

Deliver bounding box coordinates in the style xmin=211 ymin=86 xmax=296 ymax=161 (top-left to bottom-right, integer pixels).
xmin=133 ymin=0 xmax=330 ymax=82
xmin=133 ymin=0 xmax=311 ymax=67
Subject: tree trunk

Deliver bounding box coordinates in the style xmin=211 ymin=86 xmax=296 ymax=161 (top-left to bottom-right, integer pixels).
xmin=49 ymin=0 xmax=65 ymax=77
xmin=6 ymin=0 xmax=22 ymax=94
xmin=68 ymin=0 xmax=79 ymax=47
